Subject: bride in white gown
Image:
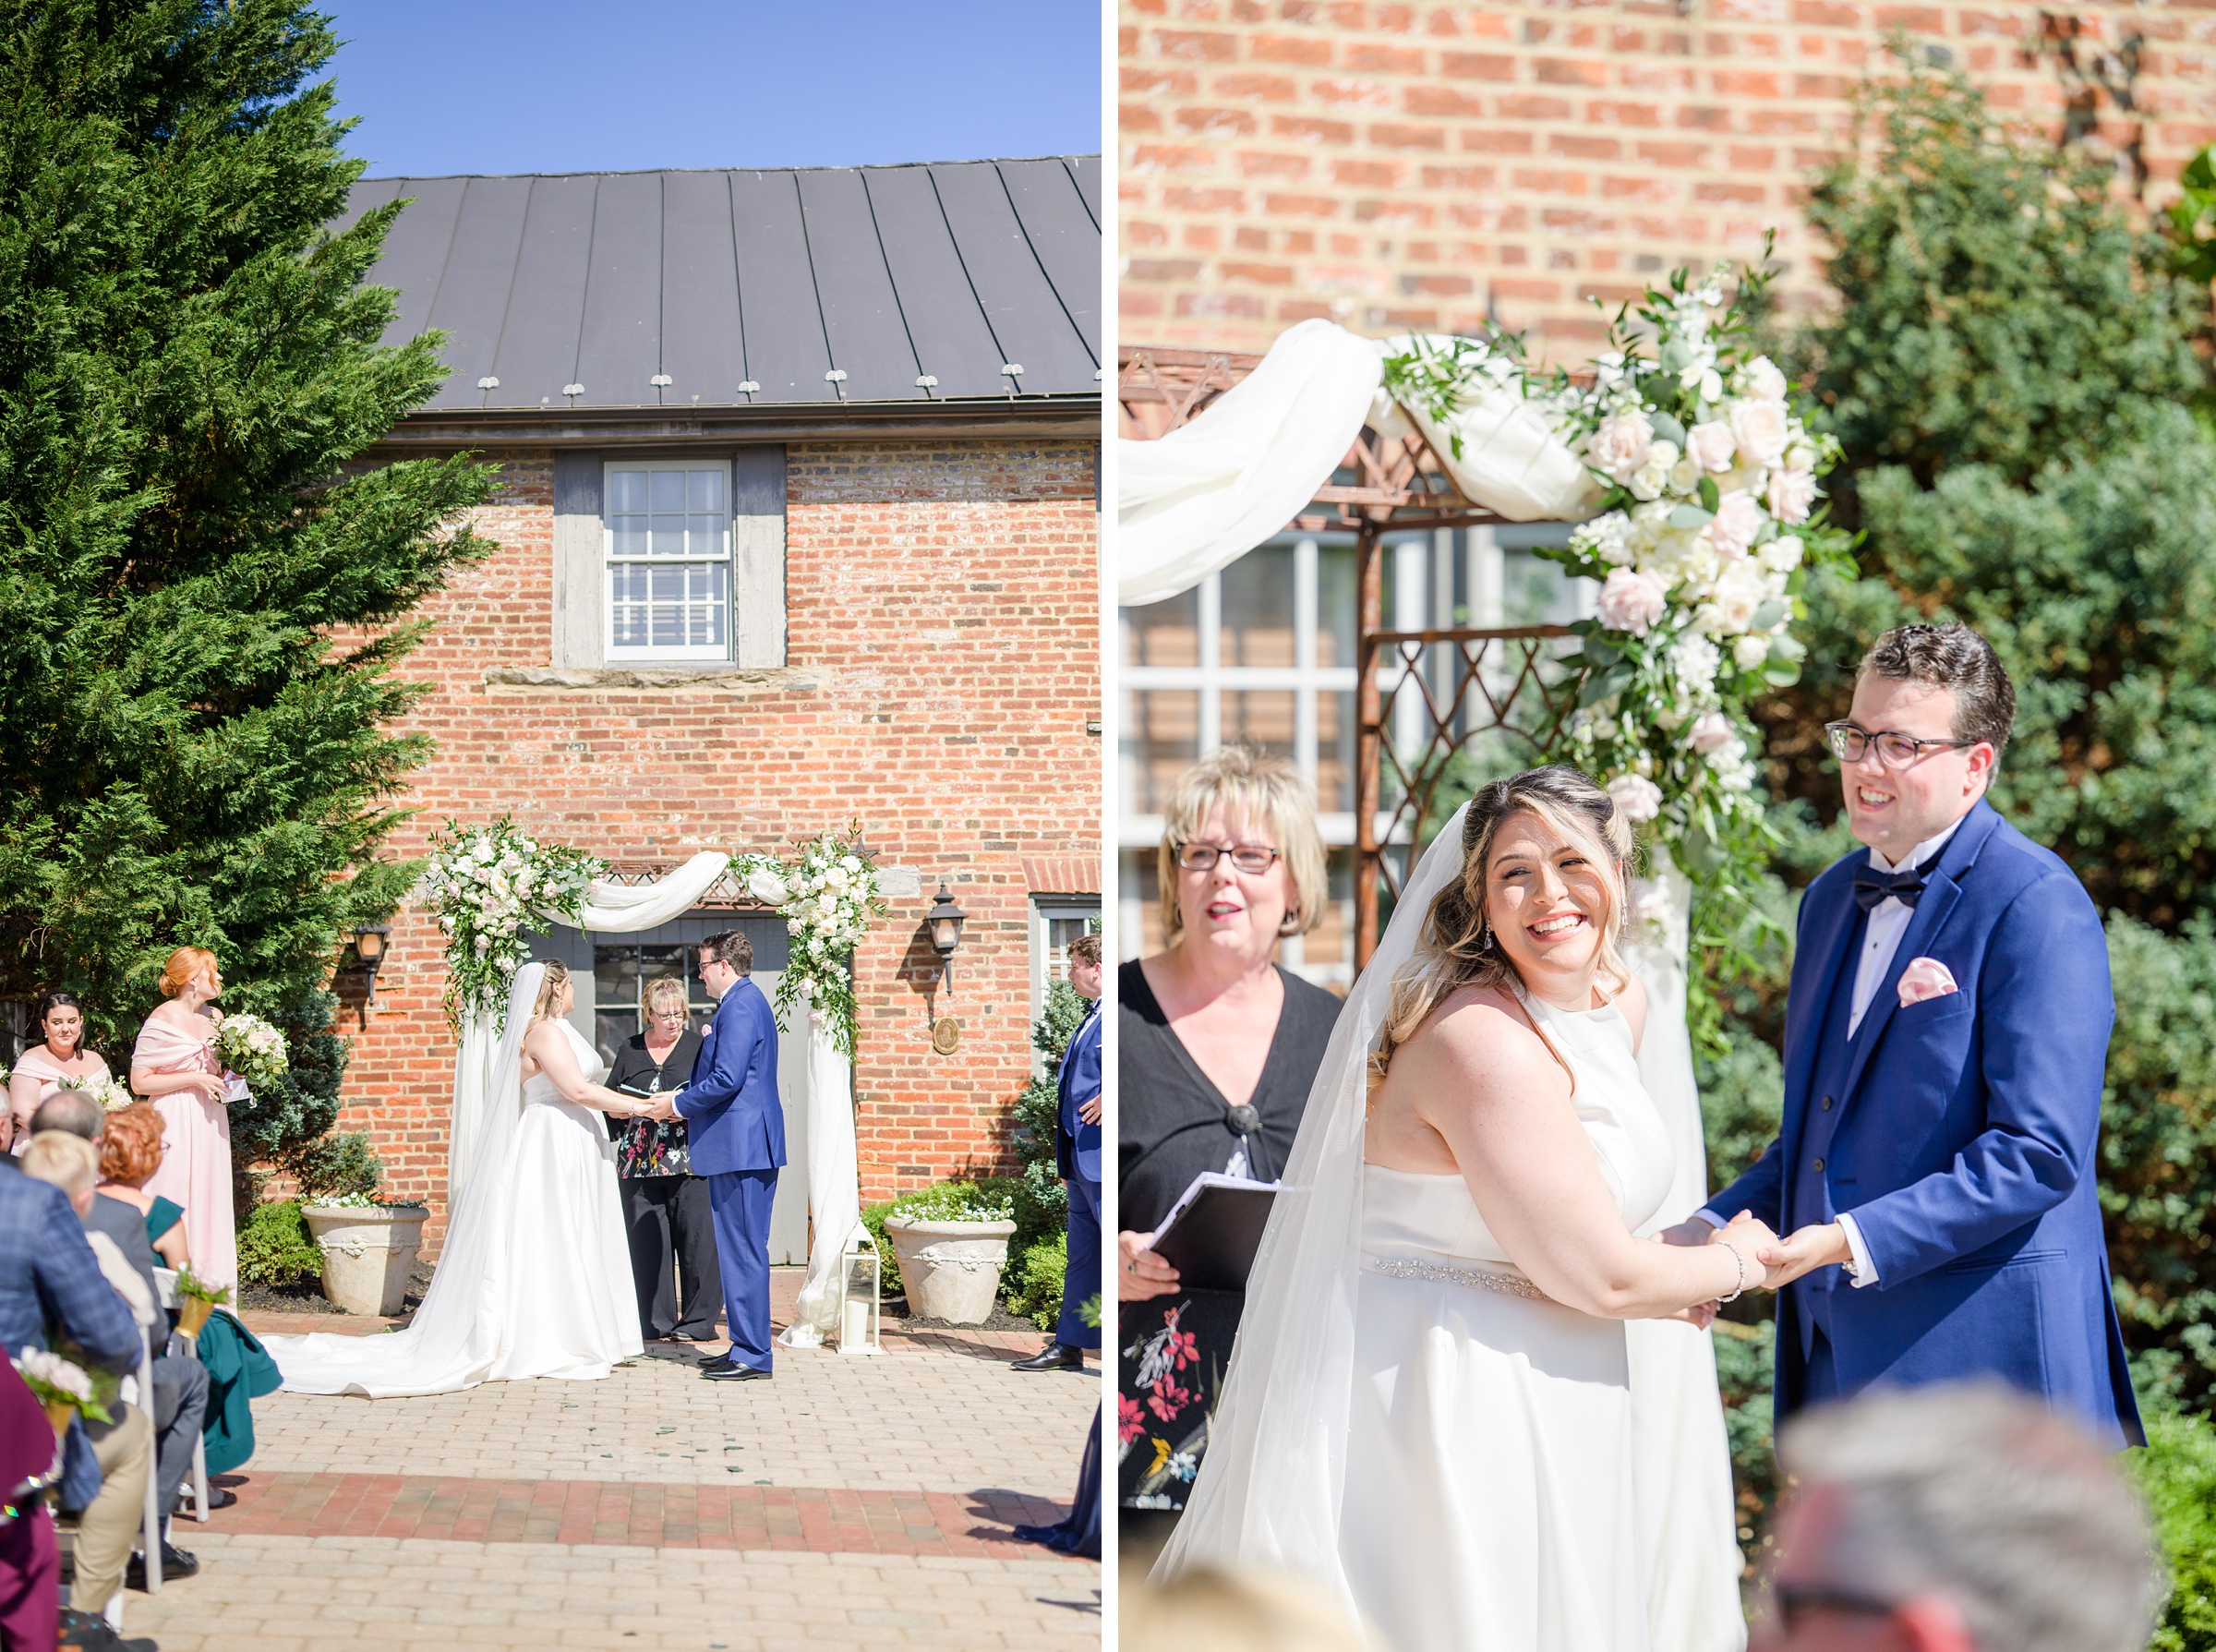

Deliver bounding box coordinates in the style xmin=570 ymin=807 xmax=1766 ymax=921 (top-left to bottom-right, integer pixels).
xmin=1157 ymin=766 xmax=1781 ymax=1652
xmin=266 ymin=960 xmax=644 ymax=1397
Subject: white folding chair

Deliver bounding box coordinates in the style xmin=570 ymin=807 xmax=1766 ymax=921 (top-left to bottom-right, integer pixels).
xmin=151 ymin=1267 xmax=211 ymax=1522
xmin=99 ymin=1323 xmax=162 ymax=1631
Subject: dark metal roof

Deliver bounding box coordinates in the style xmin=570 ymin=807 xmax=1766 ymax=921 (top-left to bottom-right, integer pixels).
xmin=342 ymin=157 xmax=1102 ymax=415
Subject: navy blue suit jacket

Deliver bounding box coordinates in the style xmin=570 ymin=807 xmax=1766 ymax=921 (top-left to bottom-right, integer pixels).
xmin=1056 ymin=1003 xmax=1102 ymax=1184
xmin=674 ymin=977 xmax=785 ymax=1176
xmin=1706 ymin=800 xmax=2141 ymax=1445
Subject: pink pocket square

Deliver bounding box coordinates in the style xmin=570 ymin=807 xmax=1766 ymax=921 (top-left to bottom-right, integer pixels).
xmin=1897 ymin=958 xmax=1958 ymax=1006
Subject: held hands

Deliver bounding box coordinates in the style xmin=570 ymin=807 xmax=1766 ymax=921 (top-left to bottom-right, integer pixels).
xmin=643 ymin=1091 xmax=680 ymax=1124
xmin=1752 ymin=1220 xmax=1853 ymax=1289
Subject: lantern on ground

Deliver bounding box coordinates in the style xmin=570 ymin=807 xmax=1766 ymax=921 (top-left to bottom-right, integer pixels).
xmin=840 ymin=1227 xmax=881 ymax=1358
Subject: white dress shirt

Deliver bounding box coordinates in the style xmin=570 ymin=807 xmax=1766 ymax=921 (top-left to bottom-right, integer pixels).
xmin=1700 ymin=814 xmax=1969 ymax=1288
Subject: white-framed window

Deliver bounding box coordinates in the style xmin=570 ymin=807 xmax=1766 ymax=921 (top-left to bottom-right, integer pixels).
xmin=1030 ymin=897 xmax=1101 ymax=1069
xmin=603 ymin=460 xmax=732 ymax=661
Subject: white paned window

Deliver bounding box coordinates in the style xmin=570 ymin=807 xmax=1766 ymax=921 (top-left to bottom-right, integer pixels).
xmin=604 ymin=462 xmax=731 ymax=660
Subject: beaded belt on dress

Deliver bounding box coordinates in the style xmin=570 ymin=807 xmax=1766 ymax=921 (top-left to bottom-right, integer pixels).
xmin=1367 ymin=1255 xmax=1551 ymax=1302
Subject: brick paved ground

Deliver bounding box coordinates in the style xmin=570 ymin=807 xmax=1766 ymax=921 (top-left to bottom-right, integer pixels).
xmin=121 ymin=1272 xmax=1102 ymax=1649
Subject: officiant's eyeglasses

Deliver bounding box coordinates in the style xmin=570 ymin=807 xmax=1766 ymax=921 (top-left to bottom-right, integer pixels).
xmin=1824 ymin=721 xmax=1978 ymax=769
xmin=1175 ymin=842 xmax=1282 ymax=875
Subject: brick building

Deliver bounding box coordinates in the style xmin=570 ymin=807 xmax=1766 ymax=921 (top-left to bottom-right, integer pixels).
xmin=1120 ymin=0 xmax=2214 ymax=355
xmin=328 ymin=160 xmax=1102 ymax=1256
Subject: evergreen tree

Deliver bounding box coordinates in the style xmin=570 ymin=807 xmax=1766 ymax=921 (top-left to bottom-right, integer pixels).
xmin=0 ymin=0 xmax=496 ymax=1165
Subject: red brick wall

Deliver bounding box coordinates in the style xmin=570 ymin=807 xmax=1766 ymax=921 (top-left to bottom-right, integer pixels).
xmin=1121 ymin=0 xmax=2215 ymax=356
xmin=330 ymin=439 xmax=1100 ymax=1250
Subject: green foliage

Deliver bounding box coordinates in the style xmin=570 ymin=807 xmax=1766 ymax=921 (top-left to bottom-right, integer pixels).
xmin=235 ymin=1199 xmax=321 ymax=1286
xmin=2164 ymin=146 xmax=2216 ymax=303
xmin=1011 ymin=979 xmax=1090 ymax=1234
xmin=1712 ymin=1319 xmax=1778 ymax=1571
xmin=281 ymin=1127 xmax=382 ymax=1206
xmin=2126 ymin=1407 xmax=2216 ymax=1652
xmin=0 ymin=0 xmax=497 ymax=1114
xmin=1006 ymin=1232 xmax=1069 ymax=1332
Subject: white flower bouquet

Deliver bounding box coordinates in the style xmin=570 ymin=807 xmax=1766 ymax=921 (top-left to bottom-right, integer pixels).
xmin=15 ymin=1345 xmax=114 ymax=1431
xmin=213 ymin=1013 xmax=289 ymax=1096
xmin=1383 ymin=240 xmax=1856 ymax=1049
xmin=422 ymin=816 xmax=607 ymax=1031
xmin=734 ymin=826 xmax=885 ymax=1059
xmin=58 ymin=1073 xmax=134 ymax=1113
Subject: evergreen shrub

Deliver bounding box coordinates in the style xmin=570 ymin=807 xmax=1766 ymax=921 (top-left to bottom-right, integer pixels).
xmin=235 ymin=1200 xmax=321 ymax=1286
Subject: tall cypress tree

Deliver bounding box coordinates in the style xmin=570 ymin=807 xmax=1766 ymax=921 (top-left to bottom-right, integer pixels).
xmin=0 ymin=0 xmax=495 ymax=1165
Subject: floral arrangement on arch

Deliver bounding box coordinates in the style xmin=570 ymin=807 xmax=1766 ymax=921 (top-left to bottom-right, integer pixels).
xmin=421 ymin=817 xmax=606 ymax=1031
xmin=733 ymin=825 xmax=885 ymax=1061
xmin=1385 ymin=246 xmax=1857 ymax=1049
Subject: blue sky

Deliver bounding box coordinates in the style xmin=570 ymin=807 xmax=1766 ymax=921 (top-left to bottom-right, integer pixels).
xmin=322 ymin=1 xmax=1102 ymax=177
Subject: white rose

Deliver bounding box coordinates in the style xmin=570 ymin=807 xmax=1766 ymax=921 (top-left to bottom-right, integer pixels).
xmin=1708 ymin=489 xmax=1764 ymax=560
xmin=1699 ymin=368 xmax=1724 ymax=403
xmin=1742 ymin=356 xmax=1788 ymax=402
xmin=1766 ymin=466 xmax=1817 ymax=525
xmin=1607 ymin=774 xmax=1665 ymax=824
xmin=1668 ymin=456 xmax=1702 ymax=495
xmin=1587 ymin=413 xmax=1655 ymax=483
xmin=841 ymin=854 xmax=861 ymax=872
xmin=1782 ymin=440 xmax=1817 ymax=475
xmin=1630 ymin=459 xmax=1671 ymax=501
xmin=1733 ymin=633 xmax=1771 ymax=669
xmin=1687 ymin=710 xmax=1735 ymax=754
xmin=1697 ymin=561 xmax=1769 ymax=635
xmin=1759 ymin=535 xmax=1804 ymax=573
xmin=1685 ymin=420 xmax=1736 ymax=473
xmin=1728 ymin=397 xmax=1791 ymax=467
xmin=1596 ymin=567 xmax=1669 ymax=636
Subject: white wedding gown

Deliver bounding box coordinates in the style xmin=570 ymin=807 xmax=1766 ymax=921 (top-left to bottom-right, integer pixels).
xmin=265 ymin=1014 xmax=642 ymax=1397
xmin=1339 ymin=987 xmax=1676 ymax=1652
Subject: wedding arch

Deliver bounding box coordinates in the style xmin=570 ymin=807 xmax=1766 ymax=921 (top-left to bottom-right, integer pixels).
xmin=421 ymin=822 xmax=884 ymax=1348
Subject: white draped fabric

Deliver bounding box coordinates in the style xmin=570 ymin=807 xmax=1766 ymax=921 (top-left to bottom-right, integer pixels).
xmin=777 ymin=1007 xmax=867 ymax=1348
xmin=1119 ymin=320 xmax=1381 ymax=607
xmin=1118 ymin=320 xmax=1599 ymax=608
xmin=1622 ymin=850 xmax=1751 ymax=1652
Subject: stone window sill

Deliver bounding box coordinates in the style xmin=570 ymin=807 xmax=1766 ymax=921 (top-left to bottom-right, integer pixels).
xmin=482 ymin=664 xmax=823 ymax=693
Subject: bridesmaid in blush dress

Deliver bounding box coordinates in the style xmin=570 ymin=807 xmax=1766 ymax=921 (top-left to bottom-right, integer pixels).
xmin=130 ymin=947 xmax=238 ymax=1295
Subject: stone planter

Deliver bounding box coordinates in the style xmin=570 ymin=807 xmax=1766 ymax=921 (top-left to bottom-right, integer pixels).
xmin=883 ymin=1215 xmax=1017 ymax=1325
xmin=302 ymin=1204 xmax=428 ymax=1317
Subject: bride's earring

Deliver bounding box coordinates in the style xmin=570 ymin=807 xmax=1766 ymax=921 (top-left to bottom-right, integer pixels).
xmin=1479 ymin=917 xmax=1492 ymax=952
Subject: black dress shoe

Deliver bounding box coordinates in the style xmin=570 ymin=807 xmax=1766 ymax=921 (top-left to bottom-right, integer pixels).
xmin=668 ymin=1329 xmax=712 ymax=1343
xmin=697 ymin=1352 xmax=740 ymax=1373
xmin=126 ymin=1539 xmax=200 ymax=1587
xmin=701 ymin=1362 xmax=770 ymax=1382
xmin=1010 ymin=1342 xmax=1089 ymax=1372
xmin=59 ymin=1608 xmax=159 ymax=1651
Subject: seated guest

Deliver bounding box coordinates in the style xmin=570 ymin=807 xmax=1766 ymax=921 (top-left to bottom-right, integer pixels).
xmin=94 ymin=1105 xmax=189 ymax=1273
xmin=607 ymin=975 xmax=720 ymax=1343
xmin=1 ymin=1357 xmax=65 ymax=1652
xmin=6 ymin=993 xmax=114 ymax=1156
xmin=0 ymin=1131 xmax=151 ymax=1645
xmin=1116 ymin=747 xmax=1342 ymax=1529
xmin=1761 ymin=1383 xmax=2161 ymax=1652
xmin=18 ymin=1133 xmax=206 ymax=1586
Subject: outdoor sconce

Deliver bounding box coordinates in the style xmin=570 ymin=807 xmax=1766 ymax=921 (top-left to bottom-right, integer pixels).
xmin=351 ymin=922 xmax=392 ymax=1006
xmin=839 ymin=1228 xmax=881 ymax=1358
xmin=927 ymin=884 xmax=968 ymax=991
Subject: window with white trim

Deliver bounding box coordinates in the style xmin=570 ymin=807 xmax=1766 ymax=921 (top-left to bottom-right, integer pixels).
xmin=604 ymin=461 xmax=732 ymax=660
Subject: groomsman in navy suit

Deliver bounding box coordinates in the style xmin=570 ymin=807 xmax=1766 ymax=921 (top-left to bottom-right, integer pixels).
xmin=1666 ymin=623 xmax=2141 ymax=1446
xmin=1013 ymin=934 xmax=1103 ymax=1373
xmin=647 ymin=930 xmax=783 ymax=1382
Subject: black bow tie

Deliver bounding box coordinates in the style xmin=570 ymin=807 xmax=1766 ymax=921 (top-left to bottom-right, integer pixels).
xmin=1852 ymin=863 xmax=1928 ymax=911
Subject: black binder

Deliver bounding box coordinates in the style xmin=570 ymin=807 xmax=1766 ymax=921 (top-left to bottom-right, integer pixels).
xmin=1146 ymin=1172 xmax=1277 ymax=1293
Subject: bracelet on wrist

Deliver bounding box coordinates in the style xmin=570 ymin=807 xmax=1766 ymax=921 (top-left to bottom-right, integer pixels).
xmin=1715 ymin=1237 xmax=1748 ymax=1306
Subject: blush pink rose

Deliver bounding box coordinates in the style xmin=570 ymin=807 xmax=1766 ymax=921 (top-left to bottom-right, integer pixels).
xmin=1686 ymin=710 xmax=1734 ymax=754
xmin=1685 ymin=420 xmax=1737 ymax=473
xmin=1708 ymin=488 xmax=1764 ymax=560
xmin=1767 ymin=466 xmax=1817 ymax=525
xmin=1607 ymin=774 xmax=1664 ymax=824
xmin=1588 ymin=413 xmax=1656 ymax=484
xmin=1596 ymin=567 xmax=1669 ymax=636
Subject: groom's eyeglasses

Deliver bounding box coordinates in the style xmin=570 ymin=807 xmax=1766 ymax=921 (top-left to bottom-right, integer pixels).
xmin=1175 ymin=842 xmax=1282 ymax=874
xmin=1824 ymin=721 xmax=1979 ymax=769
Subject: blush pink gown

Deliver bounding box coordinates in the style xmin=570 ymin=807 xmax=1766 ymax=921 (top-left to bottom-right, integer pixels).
xmin=132 ymin=1016 xmax=238 ymax=1294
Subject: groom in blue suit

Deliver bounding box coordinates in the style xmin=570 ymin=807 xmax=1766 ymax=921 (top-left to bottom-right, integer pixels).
xmin=648 ymin=930 xmax=783 ymax=1382
xmin=1670 ymin=623 xmax=2140 ymax=1446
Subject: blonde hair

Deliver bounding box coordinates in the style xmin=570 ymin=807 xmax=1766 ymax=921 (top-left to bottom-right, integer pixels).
xmin=644 ymin=974 xmax=688 ymax=1014
xmin=1377 ymin=766 xmax=1635 ymax=1077
xmin=159 ymin=947 xmax=218 ymax=998
xmin=529 ymin=959 xmax=571 ymax=1025
xmin=20 ymin=1129 xmax=100 ymax=1198
xmin=1158 ymin=747 xmax=1328 ymax=940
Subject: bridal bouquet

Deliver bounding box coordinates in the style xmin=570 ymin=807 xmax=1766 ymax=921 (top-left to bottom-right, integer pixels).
xmin=213 ymin=1013 xmax=289 ymax=1095
xmin=58 ymin=1073 xmax=133 ymax=1113
xmin=423 ymin=817 xmax=606 ymax=1031
xmin=1385 ymin=243 xmax=1856 ymax=1048
xmin=734 ymin=825 xmax=885 ymax=1059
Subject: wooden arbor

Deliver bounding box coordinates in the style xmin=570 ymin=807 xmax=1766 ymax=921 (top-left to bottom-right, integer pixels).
xmin=1119 ymin=344 xmax=1593 ymax=965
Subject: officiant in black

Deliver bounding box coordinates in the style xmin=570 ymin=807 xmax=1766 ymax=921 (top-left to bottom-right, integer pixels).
xmin=1115 ymin=749 xmax=1341 ymax=1538
xmin=608 ymin=974 xmax=722 ymax=1343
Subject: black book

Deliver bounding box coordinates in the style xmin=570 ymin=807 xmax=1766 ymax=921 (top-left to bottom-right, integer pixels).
xmin=1147 ymin=1172 xmax=1277 ymax=1293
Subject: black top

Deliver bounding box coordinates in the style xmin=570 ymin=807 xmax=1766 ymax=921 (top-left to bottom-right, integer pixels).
xmin=606 ymin=1028 xmax=704 ymax=1178
xmin=1117 ymin=959 xmax=1343 ymax=1235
